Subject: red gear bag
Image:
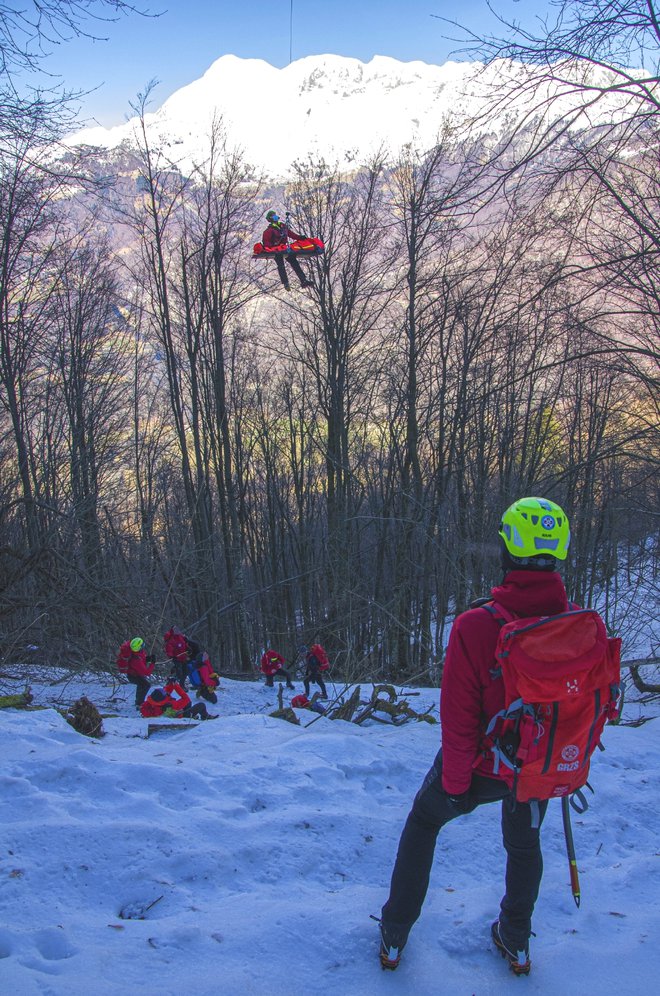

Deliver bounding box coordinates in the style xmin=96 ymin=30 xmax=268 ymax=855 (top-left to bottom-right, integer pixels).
xmin=484 ymin=605 xmax=621 ymax=803
xmin=252 ymin=237 xmax=324 ymax=258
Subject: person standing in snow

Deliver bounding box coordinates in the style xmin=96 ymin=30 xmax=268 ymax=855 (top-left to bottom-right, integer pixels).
xmin=378 ymin=497 xmax=572 ymax=976
xmin=300 ymin=643 xmax=329 ymax=699
xmin=262 ymin=210 xmax=312 ymax=291
xmin=163 ymin=626 xmax=199 ymax=688
xmin=116 ymin=637 xmax=155 ymax=708
xmin=260 ymin=648 xmax=295 ymax=689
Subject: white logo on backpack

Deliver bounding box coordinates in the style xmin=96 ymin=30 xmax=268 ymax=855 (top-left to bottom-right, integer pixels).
xmin=557 ymin=744 xmax=580 ymax=772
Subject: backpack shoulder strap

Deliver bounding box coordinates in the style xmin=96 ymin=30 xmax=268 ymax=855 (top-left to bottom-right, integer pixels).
xmin=472 ymin=599 xmax=517 ymax=680
xmin=470 ymin=595 xmax=493 ymax=609
xmin=476 ymin=599 xmax=516 ymax=628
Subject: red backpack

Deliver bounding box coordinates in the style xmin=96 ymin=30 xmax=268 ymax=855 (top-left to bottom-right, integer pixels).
xmin=484 ymin=604 xmax=621 ymax=803
xmin=116 ymin=641 xmax=132 ymax=674
xmin=309 ymin=644 xmax=329 ymax=671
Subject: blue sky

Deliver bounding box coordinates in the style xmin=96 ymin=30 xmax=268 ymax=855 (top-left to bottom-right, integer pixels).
xmin=38 ymin=1 xmax=555 ymax=126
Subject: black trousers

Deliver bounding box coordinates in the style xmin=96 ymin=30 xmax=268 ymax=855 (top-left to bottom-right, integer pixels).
xmin=265 ymin=669 xmax=294 ymax=688
xmin=197 ymin=685 xmax=218 ymax=704
xmin=275 ymin=254 xmax=308 ymax=288
xmin=127 ymin=673 xmax=150 ymax=707
xmin=381 ymin=750 xmax=548 ymax=950
xmin=182 ymin=703 xmax=209 ymax=720
xmin=171 ymin=660 xmax=188 ymax=687
xmin=304 ymin=671 xmax=327 ymax=697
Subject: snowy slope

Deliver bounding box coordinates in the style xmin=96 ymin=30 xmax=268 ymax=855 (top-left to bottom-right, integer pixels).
xmin=1 ymin=671 xmax=659 ymax=995
xmin=65 ymin=53 xmax=637 ymax=179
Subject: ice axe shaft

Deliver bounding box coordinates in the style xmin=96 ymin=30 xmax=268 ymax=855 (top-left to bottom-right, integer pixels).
xmin=561 ymin=795 xmax=581 ymax=908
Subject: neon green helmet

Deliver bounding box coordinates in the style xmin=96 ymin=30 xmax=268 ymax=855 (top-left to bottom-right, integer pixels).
xmin=266 ymin=209 xmax=279 ymax=223
xmin=130 ymin=637 xmax=144 ymax=653
xmin=499 ymin=497 xmax=570 ymax=562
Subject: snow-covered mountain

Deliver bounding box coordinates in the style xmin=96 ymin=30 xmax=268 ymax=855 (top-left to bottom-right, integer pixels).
xmin=66 ymin=53 xmax=633 ymax=179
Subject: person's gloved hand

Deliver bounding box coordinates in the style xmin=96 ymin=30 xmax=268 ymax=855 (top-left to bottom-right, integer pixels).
xmin=146 ymin=654 xmax=156 ymax=665
xmin=447 ymin=790 xmax=471 ymax=814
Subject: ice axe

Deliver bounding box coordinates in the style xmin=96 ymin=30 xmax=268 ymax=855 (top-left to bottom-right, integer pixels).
xmin=561 ymin=795 xmax=581 ymax=908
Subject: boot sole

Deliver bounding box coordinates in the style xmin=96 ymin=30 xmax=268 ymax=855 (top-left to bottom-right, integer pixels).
xmin=492 ymin=925 xmax=531 ymax=976
xmin=379 ymin=949 xmax=400 ymax=971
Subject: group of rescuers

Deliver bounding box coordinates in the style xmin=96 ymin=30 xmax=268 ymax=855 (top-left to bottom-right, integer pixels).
xmin=115 ymin=494 xmax=582 ymax=980
xmin=116 ymin=631 xmax=330 ymax=720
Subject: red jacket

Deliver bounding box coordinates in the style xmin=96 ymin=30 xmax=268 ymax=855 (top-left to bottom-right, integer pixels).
xmin=440 ymin=571 xmax=569 ymax=795
xmin=190 ymin=653 xmax=218 ymax=688
xmin=262 ymin=222 xmax=304 ymax=248
xmin=140 ymin=681 xmax=190 ymax=718
xmin=164 ymin=629 xmax=188 ymax=663
xmin=117 ymin=641 xmax=154 ymax=678
xmin=261 ymin=650 xmax=285 ymax=676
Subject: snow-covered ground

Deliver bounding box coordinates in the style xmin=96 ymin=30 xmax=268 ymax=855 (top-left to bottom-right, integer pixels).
xmin=1 ymin=669 xmax=659 ymax=995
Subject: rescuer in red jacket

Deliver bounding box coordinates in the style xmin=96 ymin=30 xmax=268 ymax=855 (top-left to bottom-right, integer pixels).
xmin=140 ymin=679 xmax=216 ymax=720
xmin=186 ymin=648 xmax=220 ymax=704
xmin=262 ymin=210 xmax=312 ymax=291
xmin=260 ymin=648 xmax=295 ymax=689
xmin=163 ymin=627 xmax=200 ymax=688
xmin=116 ymin=637 xmax=155 ymax=708
xmin=378 ymin=497 xmax=572 ymax=977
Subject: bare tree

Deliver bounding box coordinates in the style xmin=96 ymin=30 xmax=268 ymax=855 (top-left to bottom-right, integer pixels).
xmin=284 ymin=154 xmax=394 ymax=665
xmin=459 ymin=1 xmax=660 ymax=113
xmin=0 ymin=0 xmax=147 ymax=79
xmin=0 ymin=108 xmax=64 ymax=553
xmin=47 ymin=236 xmax=129 ymax=578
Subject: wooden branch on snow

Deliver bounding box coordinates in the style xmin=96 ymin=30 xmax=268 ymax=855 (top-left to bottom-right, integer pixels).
xmin=626 ymin=657 xmax=660 ymax=694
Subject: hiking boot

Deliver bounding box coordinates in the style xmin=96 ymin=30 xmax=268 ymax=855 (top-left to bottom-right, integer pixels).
xmin=378 ymin=920 xmax=409 ymax=971
xmin=491 ymin=920 xmax=531 ymax=976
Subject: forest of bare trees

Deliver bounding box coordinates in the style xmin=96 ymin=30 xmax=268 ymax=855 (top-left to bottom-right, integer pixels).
xmin=0 ymin=1 xmax=658 ymax=680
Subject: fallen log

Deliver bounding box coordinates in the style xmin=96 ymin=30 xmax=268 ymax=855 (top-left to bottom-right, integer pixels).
xmin=147 ymin=722 xmax=199 ymax=737
xmin=0 ymin=690 xmax=33 ymax=709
